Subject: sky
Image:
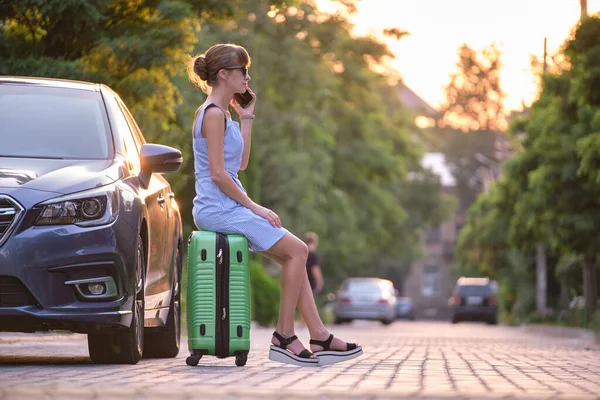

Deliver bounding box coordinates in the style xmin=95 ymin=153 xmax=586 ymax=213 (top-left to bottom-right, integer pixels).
xmin=316 ymin=0 xmax=600 ymax=112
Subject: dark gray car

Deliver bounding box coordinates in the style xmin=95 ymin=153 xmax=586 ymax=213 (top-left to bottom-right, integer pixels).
xmin=0 ymin=77 xmax=183 ymax=364
xmin=449 ymin=277 xmax=498 ymax=325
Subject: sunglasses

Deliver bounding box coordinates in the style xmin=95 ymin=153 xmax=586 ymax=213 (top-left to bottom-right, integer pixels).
xmin=223 ymin=66 xmax=248 ymax=76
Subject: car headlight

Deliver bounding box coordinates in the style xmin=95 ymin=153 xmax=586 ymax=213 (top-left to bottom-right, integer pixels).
xmin=35 ymin=185 xmax=119 ymax=227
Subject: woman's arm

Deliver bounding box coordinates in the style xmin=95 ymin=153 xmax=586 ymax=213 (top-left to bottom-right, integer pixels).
xmin=204 ymin=107 xmax=256 ymax=209
xmin=239 ymin=119 xmax=252 ymax=170
xmin=204 ymin=107 xmax=281 ymax=228
xmin=232 ymin=87 xmax=256 ymax=171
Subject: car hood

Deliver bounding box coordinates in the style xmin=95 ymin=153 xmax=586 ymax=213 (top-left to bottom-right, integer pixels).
xmin=0 ymin=157 xmax=124 ymax=196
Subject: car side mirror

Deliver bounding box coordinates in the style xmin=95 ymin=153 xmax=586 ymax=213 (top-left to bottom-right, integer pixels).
xmin=138 ymin=144 xmax=183 ymax=189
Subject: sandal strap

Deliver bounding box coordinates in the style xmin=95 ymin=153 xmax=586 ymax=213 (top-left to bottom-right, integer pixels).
xmin=272 ymin=331 xmax=298 ymax=349
xmin=309 ymin=333 xmax=334 ymax=350
xmin=298 ymin=349 xmax=314 ymax=359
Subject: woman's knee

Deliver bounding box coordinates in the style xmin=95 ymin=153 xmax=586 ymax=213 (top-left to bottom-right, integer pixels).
xmin=270 ymin=233 xmax=309 ymax=263
xmin=275 ymin=234 xmax=308 ymax=261
xmin=292 ymin=240 xmax=309 ymax=261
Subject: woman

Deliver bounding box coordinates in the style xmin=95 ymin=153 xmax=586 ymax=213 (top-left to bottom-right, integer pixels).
xmin=188 ymin=43 xmax=362 ymax=367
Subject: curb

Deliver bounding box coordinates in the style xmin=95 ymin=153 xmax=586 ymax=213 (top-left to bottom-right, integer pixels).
xmin=520 ymin=323 xmax=598 ymax=343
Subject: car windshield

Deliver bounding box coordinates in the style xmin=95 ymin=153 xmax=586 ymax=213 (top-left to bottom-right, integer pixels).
xmin=344 ymin=280 xmax=382 ymax=293
xmin=457 ymin=285 xmax=491 ymax=296
xmin=0 ymin=84 xmax=112 ymax=159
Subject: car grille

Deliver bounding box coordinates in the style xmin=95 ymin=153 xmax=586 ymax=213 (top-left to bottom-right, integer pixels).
xmin=0 ymin=195 xmax=23 ymax=246
xmin=0 ymin=276 xmax=37 ymax=307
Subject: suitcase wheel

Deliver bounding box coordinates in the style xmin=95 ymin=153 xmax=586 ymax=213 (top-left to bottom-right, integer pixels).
xmin=235 ymin=352 xmax=248 ymax=367
xmin=186 ymin=354 xmax=202 ymax=366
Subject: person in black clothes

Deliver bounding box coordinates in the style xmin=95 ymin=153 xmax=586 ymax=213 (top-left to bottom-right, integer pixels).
xmin=304 ymin=232 xmax=324 ymax=303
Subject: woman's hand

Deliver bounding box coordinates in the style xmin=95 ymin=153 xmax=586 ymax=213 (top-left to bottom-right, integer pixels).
xmin=231 ymin=86 xmax=256 ymax=117
xmin=250 ymin=204 xmax=282 ymax=228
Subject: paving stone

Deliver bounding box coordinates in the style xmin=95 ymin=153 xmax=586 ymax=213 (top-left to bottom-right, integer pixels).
xmin=1 ymin=321 xmax=599 ymax=399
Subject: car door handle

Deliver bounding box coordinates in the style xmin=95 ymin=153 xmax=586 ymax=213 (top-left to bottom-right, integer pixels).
xmin=157 ymin=194 xmax=165 ymax=205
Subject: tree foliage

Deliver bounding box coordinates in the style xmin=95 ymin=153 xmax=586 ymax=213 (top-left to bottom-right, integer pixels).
xmin=1 ymin=0 xmax=451 ymax=286
xmin=432 ymin=44 xmax=508 ymax=213
xmin=439 ymin=43 xmax=506 ymax=133
xmin=456 ymin=16 xmax=600 ymax=318
xmin=178 ymin=1 xmax=450 ymax=281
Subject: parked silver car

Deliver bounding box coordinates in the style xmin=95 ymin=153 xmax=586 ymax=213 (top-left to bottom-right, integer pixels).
xmin=334 ymin=278 xmax=397 ymax=325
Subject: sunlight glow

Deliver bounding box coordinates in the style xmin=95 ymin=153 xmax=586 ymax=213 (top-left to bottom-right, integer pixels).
xmin=316 ymin=0 xmax=600 ymax=112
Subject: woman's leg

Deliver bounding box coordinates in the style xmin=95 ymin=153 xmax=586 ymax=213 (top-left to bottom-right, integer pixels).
xmin=263 ymin=232 xmax=312 ymax=357
xmin=262 ymin=247 xmax=356 ymax=353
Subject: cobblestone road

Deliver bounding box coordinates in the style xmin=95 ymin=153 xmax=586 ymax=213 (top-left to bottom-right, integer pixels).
xmin=1 ymin=321 xmax=599 ymax=399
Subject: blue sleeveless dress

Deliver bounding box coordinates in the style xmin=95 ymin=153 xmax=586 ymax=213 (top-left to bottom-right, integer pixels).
xmin=192 ymin=104 xmax=287 ymax=252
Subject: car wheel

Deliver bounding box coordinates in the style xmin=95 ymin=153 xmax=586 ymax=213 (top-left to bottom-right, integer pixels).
xmin=144 ymin=245 xmax=181 ymax=358
xmin=451 ymin=316 xmax=459 ymax=324
xmin=487 ymin=317 xmax=498 ymax=325
xmin=88 ymin=234 xmax=145 ymax=364
xmin=381 ymin=319 xmax=393 ymax=326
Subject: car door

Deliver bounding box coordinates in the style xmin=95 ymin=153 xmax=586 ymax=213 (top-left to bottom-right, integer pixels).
xmin=129 ymin=112 xmax=177 ymax=298
xmin=116 ymin=100 xmax=170 ymax=311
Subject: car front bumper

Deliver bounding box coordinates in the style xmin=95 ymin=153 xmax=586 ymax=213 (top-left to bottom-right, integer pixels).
xmin=0 ymin=217 xmax=138 ymax=333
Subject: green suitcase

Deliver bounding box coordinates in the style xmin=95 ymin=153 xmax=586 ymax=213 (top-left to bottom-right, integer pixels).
xmin=185 ymin=231 xmax=251 ymax=367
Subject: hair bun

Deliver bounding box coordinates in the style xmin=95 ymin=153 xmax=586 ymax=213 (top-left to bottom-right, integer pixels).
xmin=194 ymin=55 xmax=208 ymax=81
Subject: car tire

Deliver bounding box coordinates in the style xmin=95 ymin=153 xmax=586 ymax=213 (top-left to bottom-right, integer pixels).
xmin=88 ymin=234 xmax=145 ymax=364
xmin=381 ymin=319 xmax=393 ymax=326
xmin=487 ymin=317 xmax=498 ymax=325
xmin=144 ymin=245 xmax=181 ymax=358
xmin=451 ymin=316 xmax=459 ymax=324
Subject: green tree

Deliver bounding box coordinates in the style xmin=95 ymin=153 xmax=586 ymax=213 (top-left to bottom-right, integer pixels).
xmin=0 ymin=0 xmax=286 ymax=200
xmin=439 ymin=43 xmax=506 ymax=133
xmin=434 ymin=44 xmax=507 ymax=212
xmin=2 ymin=0 xmax=452 ymax=288
xmin=457 ymin=16 xmax=600 ymax=318
xmin=177 ymin=1 xmax=449 ymax=281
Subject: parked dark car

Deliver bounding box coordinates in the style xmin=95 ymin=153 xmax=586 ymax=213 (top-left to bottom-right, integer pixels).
xmin=0 ymin=77 xmax=183 ymax=364
xmin=449 ymin=277 xmax=498 ymax=325
xmin=395 ymin=296 xmax=416 ymax=320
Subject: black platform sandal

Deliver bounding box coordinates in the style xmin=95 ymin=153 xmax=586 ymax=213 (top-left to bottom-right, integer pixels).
xmin=268 ymin=331 xmax=319 ymax=367
xmin=309 ymin=334 xmax=363 ymax=366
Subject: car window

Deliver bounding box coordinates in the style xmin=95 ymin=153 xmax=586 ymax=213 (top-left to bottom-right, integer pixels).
xmin=457 ymin=285 xmax=491 ymax=296
xmin=0 ymin=85 xmax=112 ymax=159
xmin=116 ymin=98 xmax=146 ymax=149
xmin=344 ymin=280 xmax=382 ymax=293
xmin=113 ymin=97 xmax=141 ymax=172
xmin=121 ymin=129 xmax=141 ymax=173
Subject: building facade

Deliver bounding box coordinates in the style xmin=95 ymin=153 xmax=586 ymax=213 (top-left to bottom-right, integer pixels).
xmin=403 ymin=153 xmax=460 ymax=320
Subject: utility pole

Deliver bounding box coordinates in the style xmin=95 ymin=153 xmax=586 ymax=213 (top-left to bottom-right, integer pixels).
xmin=536 ymin=37 xmax=548 ymax=316
xmin=581 ymin=0 xmax=588 ymax=20
xmin=543 ymin=37 xmax=547 ymax=73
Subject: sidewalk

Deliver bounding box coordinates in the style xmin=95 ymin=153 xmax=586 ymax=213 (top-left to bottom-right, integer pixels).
xmin=1 ymin=321 xmax=599 ymax=399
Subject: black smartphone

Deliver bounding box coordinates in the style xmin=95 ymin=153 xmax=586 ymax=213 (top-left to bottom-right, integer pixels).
xmin=234 ymin=89 xmax=254 ymax=109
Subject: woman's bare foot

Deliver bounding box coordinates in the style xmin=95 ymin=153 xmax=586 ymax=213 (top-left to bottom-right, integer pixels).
xmin=271 ymin=333 xmax=317 ymax=359
xmin=309 ymin=332 xmax=363 ymax=366
xmin=309 ymin=332 xmax=355 ymax=353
